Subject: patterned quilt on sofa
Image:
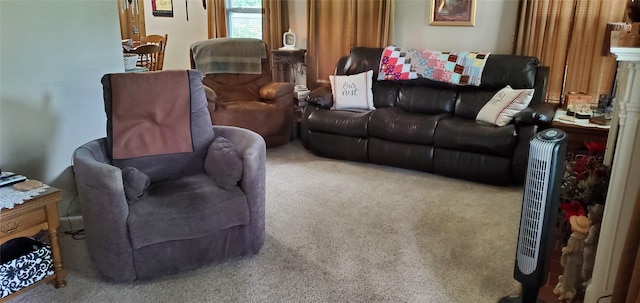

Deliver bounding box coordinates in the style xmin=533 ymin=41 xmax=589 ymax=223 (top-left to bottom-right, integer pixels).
xmin=377 ymin=46 xmax=490 ymax=86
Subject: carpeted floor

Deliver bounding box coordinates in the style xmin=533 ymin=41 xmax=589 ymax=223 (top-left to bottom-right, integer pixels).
xmin=9 ymin=141 xmax=525 ymax=303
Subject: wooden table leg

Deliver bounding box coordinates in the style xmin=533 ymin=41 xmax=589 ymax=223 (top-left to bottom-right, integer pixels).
xmin=46 ymin=203 xmax=67 ymax=288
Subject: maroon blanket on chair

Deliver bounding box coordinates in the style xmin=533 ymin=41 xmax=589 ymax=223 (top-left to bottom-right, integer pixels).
xmin=110 ymin=71 xmax=193 ymax=159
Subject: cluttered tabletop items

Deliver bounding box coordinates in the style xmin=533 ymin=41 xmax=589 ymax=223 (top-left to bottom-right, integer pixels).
xmin=553 ymin=92 xmax=612 ymax=129
xmin=0 ymin=172 xmax=50 ymax=210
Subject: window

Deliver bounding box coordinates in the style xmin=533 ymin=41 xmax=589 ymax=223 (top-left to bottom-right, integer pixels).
xmin=226 ymin=0 xmax=262 ymax=39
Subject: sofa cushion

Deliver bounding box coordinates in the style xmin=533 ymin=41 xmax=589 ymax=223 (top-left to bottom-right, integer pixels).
xmin=369 ymin=107 xmax=451 ymax=145
xmin=308 ymin=132 xmax=368 ymax=162
xmin=307 ymin=108 xmax=373 ymax=137
xmin=330 ymin=70 xmax=375 ymax=110
xmin=476 ymin=85 xmax=534 ymax=126
xmin=397 ymin=86 xmax=456 ymax=114
xmin=454 ymin=89 xmax=500 ymax=119
xmin=480 ymin=55 xmax=539 ymax=90
xmin=372 ymin=81 xmax=400 ymax=108
xmin=127 ymin=173 xmax=249 ymax=249
xmin=433 ymin=149 xmax=512 ymax=185
xmin=369 ymin=138 xmax=434 ymax=172
xmin=337 ymin=47 xmax=384 ymax=77
xmin=434 ymin=117 xmax=517 ymax=157
xmin=212 ymin=100 xmax=284 ymax=136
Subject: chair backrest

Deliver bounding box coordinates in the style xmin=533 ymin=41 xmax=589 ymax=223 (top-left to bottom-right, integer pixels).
xmin=133 ymin=44 xmax=161 ymax=71
xmin=142 ymin=34 xmax=168 ymax=70
xmin=102 ymin=70 xmax=215 ymax=182
xmin=190 ymin=38 xmax=273 ymax=103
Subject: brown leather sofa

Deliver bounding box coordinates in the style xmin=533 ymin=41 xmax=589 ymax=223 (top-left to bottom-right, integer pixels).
xmin=301 ymin=47 xmax=555 ymax=185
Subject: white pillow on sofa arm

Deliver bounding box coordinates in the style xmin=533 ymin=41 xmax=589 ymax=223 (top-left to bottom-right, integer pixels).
xmin=329 ymin=70 xmax=375 ymax=110
xmin=476 ymin=85 xmax=535 ymax=127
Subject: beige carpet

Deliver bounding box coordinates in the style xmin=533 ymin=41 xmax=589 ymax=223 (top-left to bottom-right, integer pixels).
xmin=11 ymin=141 xmax=524 ymax=303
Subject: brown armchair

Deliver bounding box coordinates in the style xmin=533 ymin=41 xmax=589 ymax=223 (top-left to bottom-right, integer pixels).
xmin=190 ymin=38 xmax=295 ymax=147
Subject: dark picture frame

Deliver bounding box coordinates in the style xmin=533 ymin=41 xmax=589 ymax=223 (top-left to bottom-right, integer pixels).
xmin=152 ymin=0 xmax=174 ymax=17
xmin=429 ymin=0 xmax=476 ymax=26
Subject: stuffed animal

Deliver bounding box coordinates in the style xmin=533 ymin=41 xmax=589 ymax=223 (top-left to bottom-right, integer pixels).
xmin=553 ymin=215 xmax=590 ymax=303
xmin=582 ymin=204 xmax=604 ymax=286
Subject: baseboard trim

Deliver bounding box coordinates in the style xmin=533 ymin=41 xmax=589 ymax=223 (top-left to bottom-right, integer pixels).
xmin=59 ymin=215 xmax=84 ymax=232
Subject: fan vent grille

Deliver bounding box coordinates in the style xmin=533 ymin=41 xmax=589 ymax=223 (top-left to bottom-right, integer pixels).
xmin=517 ymin=138 xmax=555 ymax=275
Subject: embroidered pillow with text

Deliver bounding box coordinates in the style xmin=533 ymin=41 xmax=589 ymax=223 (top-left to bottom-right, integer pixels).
xmin=329 ymin=70 xmax=375 ymax=110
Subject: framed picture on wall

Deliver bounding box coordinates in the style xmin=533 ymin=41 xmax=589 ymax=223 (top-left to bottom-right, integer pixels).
xmin=152 ymin=0 xmax=174 ymax=17
xmin=429 ymin=0 xmax=476 ymax=26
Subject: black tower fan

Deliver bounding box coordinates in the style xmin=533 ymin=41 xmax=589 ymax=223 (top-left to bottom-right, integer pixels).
xmin=499 ymin=128 xmax=567 ymax=303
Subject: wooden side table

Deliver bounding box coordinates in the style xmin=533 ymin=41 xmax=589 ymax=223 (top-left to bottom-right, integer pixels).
xmin=551 ymin=109 xmax=610 ymax=154
xmin=271 ymin=49 xmax=306 ymax=83
xmin=0 ymin=187 xmax=67 ymax=301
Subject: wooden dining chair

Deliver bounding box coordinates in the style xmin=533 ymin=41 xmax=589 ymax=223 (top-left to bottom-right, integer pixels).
xmin=141 ymin=34 xmax=168 ymax=70
xmin=133 ymin=44 xmax=160 ymax=71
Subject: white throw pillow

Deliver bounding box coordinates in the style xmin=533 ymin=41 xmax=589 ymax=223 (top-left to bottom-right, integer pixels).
xmin=476 ymin=85 xmax=535 ymax=126
xmin=329 ymin=70 xmax=375 ymax=110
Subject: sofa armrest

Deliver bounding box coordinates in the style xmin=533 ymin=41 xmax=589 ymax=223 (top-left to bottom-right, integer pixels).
xmin=259 ymin=82 xmax=294 ymax=100
xmin=531 ymin=66 xmax=549 ymax=105
xmin=306 ymin=85 xmax=333 ymax=109
xmin=211 ymin=125 xmax=266 ymax=253
xmin=72 ymin=139 xmax=136 ymax=281
xmin=514 ymin=102 xmax=556 ymax=126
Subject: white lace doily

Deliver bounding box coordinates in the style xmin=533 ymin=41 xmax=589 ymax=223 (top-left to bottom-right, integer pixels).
xmin=0 ymin=184 xmax=50 ymax=209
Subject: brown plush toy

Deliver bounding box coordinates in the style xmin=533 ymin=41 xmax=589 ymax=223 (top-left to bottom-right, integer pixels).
xmin=553 ymin=215 xmax=590 ymax=303
xmin=582 ymin=204 xmax=604 ymax=286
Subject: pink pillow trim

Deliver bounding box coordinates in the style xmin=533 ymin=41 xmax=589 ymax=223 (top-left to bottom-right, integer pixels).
xmin=493 ymin=90 xmax=528 ymax=125
xmin=365 ymin=75 xmax=370 ymax=108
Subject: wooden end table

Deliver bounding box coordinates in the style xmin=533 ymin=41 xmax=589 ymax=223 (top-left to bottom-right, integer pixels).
xmin=0 ymin=187 xmax=67 ymax=302
xmin=551 ymin=109 xmax=610 ymax=154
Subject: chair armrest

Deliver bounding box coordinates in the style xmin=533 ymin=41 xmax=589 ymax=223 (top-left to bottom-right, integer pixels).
xmin=514 ymin=102 xmax=556 ymax=126
xmin=72 ymin=139 xmax=136 ymax=281
xmin=203 ymin=85 xmax=217 ymax=112
xmin=306 ymin=86 xmax=333 ymax=109
xmin=211 ymin=125 xmax=266 ymax=253
xmin=259 ymin=82 xmax=294 ymax=100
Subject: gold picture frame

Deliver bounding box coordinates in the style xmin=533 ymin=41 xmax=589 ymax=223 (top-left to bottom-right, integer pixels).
xmin=429 ymin=0 xmax=476 ymax=26
xmin=152 ymin=0 xmax=173 ymax=17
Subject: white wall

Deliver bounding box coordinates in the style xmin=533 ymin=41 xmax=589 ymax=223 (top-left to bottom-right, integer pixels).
xmin=143 ymin=0 xmax=209 ymax=69
xmin=0 ymin=1 xmax=124 ymax=216
xmin=393 ymin=0 xmax=519 ymax=53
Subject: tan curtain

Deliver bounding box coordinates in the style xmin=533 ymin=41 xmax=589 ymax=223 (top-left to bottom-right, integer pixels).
xmin=117 ymin=0 xmax=146 ymax=40
xmin=564 ymin=0 xmax=626 ymax=106
xmin=263 ymin=0 xmax=289 ymax=51
xmin=514 ymin=0 xmax=625 ymax=105
xmin=207 ymin=0 xmax=227 ymax=39
xmin=307 ymin=0 xmax=394 ymax=89
xmin=612 ymin=186 xmax=640 ymax=303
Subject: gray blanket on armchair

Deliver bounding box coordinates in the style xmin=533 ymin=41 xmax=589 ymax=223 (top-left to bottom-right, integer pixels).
xmin=191 ymin=38 xmax=267 ymax=75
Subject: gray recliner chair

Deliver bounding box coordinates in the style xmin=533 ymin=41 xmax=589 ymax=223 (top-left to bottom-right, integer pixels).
xmin=72 ymin=70 xmax=266 ymax=282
